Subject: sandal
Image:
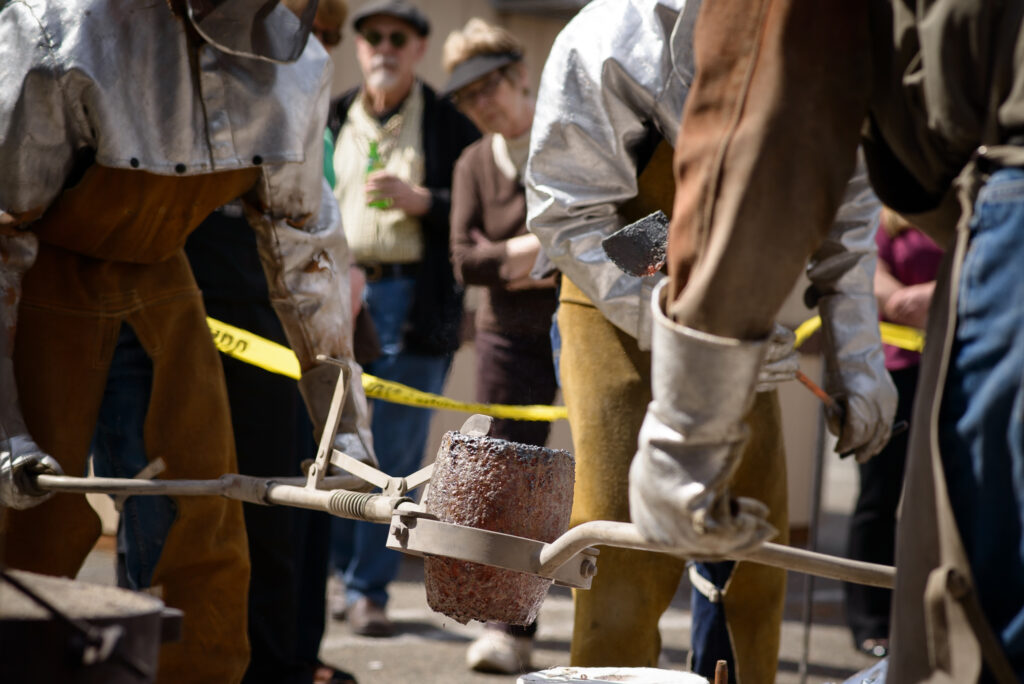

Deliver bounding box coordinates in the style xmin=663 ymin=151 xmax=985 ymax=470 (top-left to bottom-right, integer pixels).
xmin=314 ymin=663 xmax=358 ymax=684
xmin=858 ymin=638 xmax=889 ymax=658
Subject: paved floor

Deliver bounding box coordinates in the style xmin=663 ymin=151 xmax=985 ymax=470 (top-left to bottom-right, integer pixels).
xmin=77 ymin=457 xmax=884 ymax=684
xmin=308 ymin=511 xmax=880 ymax=684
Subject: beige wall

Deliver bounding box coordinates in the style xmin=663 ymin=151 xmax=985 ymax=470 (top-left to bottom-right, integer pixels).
xmin=327 ymin=0 xmax=571 ymax=96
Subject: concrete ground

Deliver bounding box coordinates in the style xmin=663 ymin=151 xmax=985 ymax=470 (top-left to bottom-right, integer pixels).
xmin=307 ymin=514 xmax=879 ymax=684
xmin=77 ymin=453 xmax=883 ymax=684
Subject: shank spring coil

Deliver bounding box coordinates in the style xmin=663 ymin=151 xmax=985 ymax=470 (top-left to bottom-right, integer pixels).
xmin=328 ymin=490 xmax=375 ymax=520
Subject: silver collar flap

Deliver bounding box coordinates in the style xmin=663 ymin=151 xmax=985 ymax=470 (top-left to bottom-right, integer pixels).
xmin=187 ymin=0 xmax=317 ymax=64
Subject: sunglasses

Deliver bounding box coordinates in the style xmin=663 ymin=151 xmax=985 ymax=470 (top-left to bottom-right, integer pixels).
xmin=313 ymin=25 xmax=342 ymax=49
xmin=451 ymin=70 xmax=507 ymax=109
xmin=360 ymin=29 xmax=409 ymax=49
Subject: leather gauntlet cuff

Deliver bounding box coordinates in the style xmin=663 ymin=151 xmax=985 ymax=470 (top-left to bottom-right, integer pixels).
xmin=628 ymin=281 xmax=775 ymax=553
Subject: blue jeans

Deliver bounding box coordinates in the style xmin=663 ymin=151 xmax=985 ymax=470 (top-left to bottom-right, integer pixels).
xmin=331 ymin=276 xmax=452 ymax=607
xmin=690 ymin=561 xmax=736 ymax=679
xmin=91 ymin=324 xmax=177 ymax=590
xmin=938 ymin=167 xmax=1024 ymax=677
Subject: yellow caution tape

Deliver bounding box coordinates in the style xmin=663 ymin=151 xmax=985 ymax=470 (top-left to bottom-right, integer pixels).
xmin=207 ymin=310 xmax=923 ymax=422
xmin=879 ymin=321 xmax=925 ymax=353
xmin=206 ymin=317 xmax=568 ymax=422
xmin=360 ymin=375 xmax=567 ymax=422
xmin=793 ymin=315 xmax=925 ymax=353
xmin=208 ymin=317 xmax=301 ymax=379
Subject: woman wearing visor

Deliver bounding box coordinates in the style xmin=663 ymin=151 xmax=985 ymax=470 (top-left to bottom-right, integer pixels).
xmin=441 ymin=19 xmax=558 ymax=676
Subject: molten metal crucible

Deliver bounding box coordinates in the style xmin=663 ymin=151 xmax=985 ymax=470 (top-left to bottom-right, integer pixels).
xmin=420 ymin=427 xmax=575 ymax=625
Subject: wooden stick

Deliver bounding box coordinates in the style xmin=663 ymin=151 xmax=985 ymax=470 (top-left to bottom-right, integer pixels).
xmin=714 ymin=659 xmax=728 ymax=684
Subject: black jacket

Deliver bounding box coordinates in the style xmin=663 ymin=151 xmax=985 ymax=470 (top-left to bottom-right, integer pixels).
xmin=328 ymin=82 xmax=480 ymax=356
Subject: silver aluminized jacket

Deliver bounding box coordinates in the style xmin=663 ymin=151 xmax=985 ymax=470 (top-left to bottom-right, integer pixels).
xmin=0 ymin=0 xmax=372 ymax=467
xmin=526 ymin=0 xmax=698 ymax=350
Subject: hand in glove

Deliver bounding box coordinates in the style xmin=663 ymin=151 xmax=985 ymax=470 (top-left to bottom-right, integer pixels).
xmin=629 ymin=282 xmax=777 ymax=555
xmin=1 ymin=434 xmax=63 ymax=509
xmin=297 ymin=361 xmax=377 ymax=469
xmin=818 ymin=293 xmax=897 ymax=463
xmin=756 ymin=323 xmax=798 ymax=392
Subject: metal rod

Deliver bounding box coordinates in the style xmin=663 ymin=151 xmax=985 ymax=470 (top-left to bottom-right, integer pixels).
xmin=35 ymin=475 xmax=894 ymax=587
xmin=36 ymin=473 xmax=369 ymax=498
xmin=799 ymin=375 xmax=830 ymax=684
xmin=34 ymin=474 xmax=415 ymax=523
xmin=538 ymin=520 xmax=894 ymax=588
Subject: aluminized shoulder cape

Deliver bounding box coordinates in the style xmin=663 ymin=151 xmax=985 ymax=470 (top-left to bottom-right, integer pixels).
xmin=526 ymin=0 xmax=697 ymax=349
xmin=0 ymin=0 xmax=328 ymax=215
xmin=0 ymin=0 xmax=372 ymax=460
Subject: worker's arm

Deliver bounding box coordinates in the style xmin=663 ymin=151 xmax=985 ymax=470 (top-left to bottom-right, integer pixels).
xmin=244 ymin=51 xmax=375 ymax=465
xmin=808 ymin=159 xmax=896 ymax=462
xmin=526 ymin=0 xmax=694 ymax=349
xmin=631 ymin=0 xmax=873 ymax=548
xmin=0 ymin=2 xmax=76 ymax=507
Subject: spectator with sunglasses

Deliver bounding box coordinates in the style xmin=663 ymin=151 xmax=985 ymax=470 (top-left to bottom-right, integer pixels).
xmin=326 ymin=0 xmax=479 ymax=639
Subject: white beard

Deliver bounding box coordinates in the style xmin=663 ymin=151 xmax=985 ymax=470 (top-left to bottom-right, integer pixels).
xmin=366 ymin=68 xmax=400 ymax=92
xmin=366 ymin=54 xmax=400 ymax=92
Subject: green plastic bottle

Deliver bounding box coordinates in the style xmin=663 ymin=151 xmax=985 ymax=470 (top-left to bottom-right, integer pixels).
xmin=366 ymin=140 xmax=390 ymax=209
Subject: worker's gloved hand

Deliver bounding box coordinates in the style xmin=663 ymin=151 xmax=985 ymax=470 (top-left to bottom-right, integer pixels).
xmin=818 ymin=293 xmax=897 ymax=463
xmin=298 ymin=362 xmax=378 ymax=469
xmin=0 ymin=434 xmax=63 ymax=509
xmin=629 ymin=282 xmax=777 ymax=556
xmin=756 ymin=323 xmax=798 ymax=392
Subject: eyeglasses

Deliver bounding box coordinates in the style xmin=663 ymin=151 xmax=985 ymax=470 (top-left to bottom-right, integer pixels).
xmin=360 ymin=29 xmax=409 ymax=49
xmin=313 ymin=25 xmax=342 ymax=49
xmin=451 ymin=70 xmax=506 ymax=109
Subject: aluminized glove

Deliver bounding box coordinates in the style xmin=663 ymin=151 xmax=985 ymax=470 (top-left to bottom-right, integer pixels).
xmin=807 ymin=154 xmax=896 ymax=463
xmin=756 ymin=323 xmax=798 ymax=392
xmin=297 ymin=361 xmax=377 ymax=468
xmin=0 ymin=433 xmax=62 ymax=510
xmin=629 ymin=281 xmax=777 ymax=555
xmin=818 ymin=292 xmax=897 ymax=463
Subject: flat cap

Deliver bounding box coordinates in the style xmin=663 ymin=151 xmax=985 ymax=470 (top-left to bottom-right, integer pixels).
xmin=352 ymin=0 xmax=430 ymax=37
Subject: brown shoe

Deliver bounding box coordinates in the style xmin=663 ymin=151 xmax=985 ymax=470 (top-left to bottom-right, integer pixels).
xmin=347 ymin=597 xmax=395 ymax=637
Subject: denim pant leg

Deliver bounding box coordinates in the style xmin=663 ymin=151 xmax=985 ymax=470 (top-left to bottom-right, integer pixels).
xmin=344 ymin=351 xmax=450 ymax=606
xmin=90 ymin=323 xmax=177 ymax=590
xmin=331 ymin=276 xmax=452 ymax=606
xmin=938 ymin=167 xmax=1024 ymax=678
xmin=690 ymin=561 xmax=736 ymax=681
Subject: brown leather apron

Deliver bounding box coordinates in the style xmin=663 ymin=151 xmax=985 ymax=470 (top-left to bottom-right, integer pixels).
xmin=4 ymin=164 xmax=260 ymax=683
xmin=889 ymin=157 xmax=1018 ymax=684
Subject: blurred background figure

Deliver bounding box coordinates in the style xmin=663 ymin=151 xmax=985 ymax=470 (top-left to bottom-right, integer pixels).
xmin=441 ymin=18 xmax=557 ymax=674
xmin=844 ymin=206 xmax=942 ymax=659
xmin=184 ymin=1 xmax=358 ymax=682
xmin=326 ymin=0 xmax=479 ymax=639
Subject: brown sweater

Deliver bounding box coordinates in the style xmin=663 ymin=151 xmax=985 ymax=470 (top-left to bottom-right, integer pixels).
xmin=449 ymin=135 xmax=557 ymax=339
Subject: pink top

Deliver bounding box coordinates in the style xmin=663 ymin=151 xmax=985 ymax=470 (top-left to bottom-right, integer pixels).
xmin=876 ymin=222 xmax=944 ymax=370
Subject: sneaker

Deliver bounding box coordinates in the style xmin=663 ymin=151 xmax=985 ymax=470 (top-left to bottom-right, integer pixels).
xmin=327 ymin=576 xmax=347 ymax=621
xmin=347 ymin=597 xmax=395 ymax=637
xmin=466 ymin=629 xmax=533 ymax=674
